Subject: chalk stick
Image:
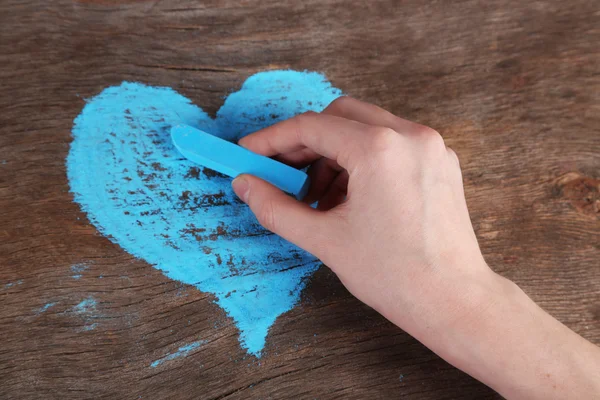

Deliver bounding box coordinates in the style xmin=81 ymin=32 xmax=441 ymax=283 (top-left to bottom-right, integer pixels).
xmin=171 ymin=124 xmax=310 ymax=200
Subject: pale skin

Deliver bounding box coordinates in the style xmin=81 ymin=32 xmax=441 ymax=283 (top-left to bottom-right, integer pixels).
xmin=231 ymin=97 xmax=600 ymax=399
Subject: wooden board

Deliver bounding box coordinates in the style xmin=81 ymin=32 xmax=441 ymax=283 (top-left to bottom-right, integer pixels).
xmin=1 ymin=0 xmax=598 ymax=398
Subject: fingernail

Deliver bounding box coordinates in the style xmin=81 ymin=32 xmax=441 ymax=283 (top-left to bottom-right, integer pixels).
xmin=237 ymin=137 xmax=249 ymax=148
xmin=232 ymin=176 xmax=250 ymax=203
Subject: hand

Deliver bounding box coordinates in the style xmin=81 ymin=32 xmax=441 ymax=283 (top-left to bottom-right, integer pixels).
xmin=232 ymin=97 xmax=600 ymax=399
xmin=234 ymin=96 xmax=491 ymax=332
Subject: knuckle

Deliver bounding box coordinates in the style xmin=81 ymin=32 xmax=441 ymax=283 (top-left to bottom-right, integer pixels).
xmin=291 ymin=111 xmax=317 ymax=142
xmin=326 ymin=96 xmax=351 ymax=113
xmin=420 ymin=125 xmax=443 ymax=141
xmin=418 ymin=126 xmax=446 ymax=150
xmin=368 ymin=127 xmax=399 ymax=153
xmin=447 ymin=147 xmax=460 ymax=165
xmin=297 ymin=110 xmax=318 ymax=120
xmin=448 ymin=151 xmax=462 ymax=177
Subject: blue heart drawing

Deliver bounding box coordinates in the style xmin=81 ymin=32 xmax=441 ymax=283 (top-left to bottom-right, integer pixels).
xmin=67 ymin=70 xmax=342 ymax=356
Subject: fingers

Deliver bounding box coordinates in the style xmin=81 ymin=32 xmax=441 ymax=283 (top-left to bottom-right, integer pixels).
xmin=231 ymin=174 xmax=332 ymax=255
xmin=323 ymin=96 xmax=430 ymax=136
xmin=238 ymin=96 xmax=438 ymax=174
xmin=274 ymin=147 xmax=320 ymax=169
xmin=238 ymin=112 xmax=378 ymax=172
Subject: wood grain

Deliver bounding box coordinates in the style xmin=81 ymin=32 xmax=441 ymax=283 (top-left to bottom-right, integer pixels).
xmin=1 ymin=0 xmax=598 ymax=398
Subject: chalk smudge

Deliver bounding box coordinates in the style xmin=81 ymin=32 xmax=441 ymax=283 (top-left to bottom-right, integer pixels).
xmin=81 ymin=323 xmax=98 ymax=331
xmin=36 ymin=302 xmax=57 ymax=314
xmin=67 ymin=70 xmax=342 ymax=355
xmin=150 ymin=340 xmax=207 ymax=368
xmin=72 ymin=296 xmax=99 ymax=331
xmin=71 ymin=263 xmax=89 ymax=279
xmin=74 ymin=297 xmax=97 ymax=313
xmin=3 ymin=280 xmax=23 ymax=290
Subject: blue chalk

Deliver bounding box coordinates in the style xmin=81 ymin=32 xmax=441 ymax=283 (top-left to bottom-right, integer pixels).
xmin=171 ymin=124 xmax=310 ymax=200
xmin=67 ymin=74 xmax=342 ymax=356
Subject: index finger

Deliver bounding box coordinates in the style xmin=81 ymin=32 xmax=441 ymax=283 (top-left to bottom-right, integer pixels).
xmin=237 ymin=111 xmax=379 ymax=172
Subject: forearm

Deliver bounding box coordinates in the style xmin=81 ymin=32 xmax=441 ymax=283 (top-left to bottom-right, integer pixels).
xmin=401 ymin=269 xmax=600 ymax=399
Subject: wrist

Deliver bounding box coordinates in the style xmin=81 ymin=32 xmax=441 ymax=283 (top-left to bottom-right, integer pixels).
xmin=412 ymin=263 xmax=515 ymax=346
xmin=372 ymin=256 xmax=510 ymax=346
xmin=403 ymin=267 xmax=530 ymax=393
xmin=425 ymin=269 xmax=527 ymax=362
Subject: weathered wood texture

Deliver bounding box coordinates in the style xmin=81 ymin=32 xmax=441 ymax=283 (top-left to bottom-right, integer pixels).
xmin=1 ymin=0 xmax=599 ymax=399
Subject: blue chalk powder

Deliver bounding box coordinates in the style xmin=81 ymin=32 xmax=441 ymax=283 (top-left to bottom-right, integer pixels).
xmin=36 ymin=302 xmax=57 ymax=314
xmin=150 ymin=340 xmax=207 ymax=368
xmin=66 ymin=70 xmax=342 ymax=356
xmin=71 ymin=263 xmax=89 ymax=279
xmin=72 ymin=297 xmax=99 ymax=331
xmin=74 ymin=297 xmax=97 ymax=314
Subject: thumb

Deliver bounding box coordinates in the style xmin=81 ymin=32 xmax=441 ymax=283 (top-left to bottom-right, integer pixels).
xmin=232 ymin=174 xmax=330 ymax=255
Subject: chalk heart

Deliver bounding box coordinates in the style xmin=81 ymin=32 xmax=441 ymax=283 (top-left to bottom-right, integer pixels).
xmin=67 ymin=70 xmax=342 ymax=356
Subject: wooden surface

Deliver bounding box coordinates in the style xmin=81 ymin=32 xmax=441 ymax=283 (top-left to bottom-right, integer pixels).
xmin=1 ymin=0 xmax=599 ymax=398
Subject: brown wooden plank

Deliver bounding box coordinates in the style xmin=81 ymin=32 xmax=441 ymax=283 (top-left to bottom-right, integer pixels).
xmin=1 ymin=0 xmax=598 ymax=398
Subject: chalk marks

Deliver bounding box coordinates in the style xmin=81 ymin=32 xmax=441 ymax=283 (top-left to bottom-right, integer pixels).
xmin=3 ymin=280 xmax=23 ymax=290
xmin=74 ymin=297 xmax=97 ymax=313
xmin=35 ymin=302 xmax=57 ymax=314
xmin=67 ymin=70 xmax=343 ymax=355
xmin=71 ymin=263 xmax=89 ymax=279
xmin=81 ymin=323 xmax=98 ymax=331
xmin=150 ymin=340 xmax=207 ymax=368
xmin=72 ymin=296 xmax=99 ymax=331
xmin=31 ymin=297 xmax=103 ymax=331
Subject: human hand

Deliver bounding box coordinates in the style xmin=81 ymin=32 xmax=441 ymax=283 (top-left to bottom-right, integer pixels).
xmin=233 ymin=97 xmax=600 ymax=399
xmin=233 ymin=97 xmax=493 ymax=337
xmin=233 ymin=98 xmax=600 ymax=399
